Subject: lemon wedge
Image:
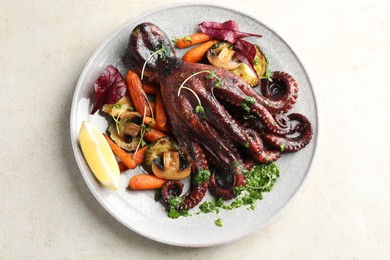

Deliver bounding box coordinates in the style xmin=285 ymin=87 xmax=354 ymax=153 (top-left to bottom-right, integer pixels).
xmin=79 ymin=121 xmax=120 ymax=190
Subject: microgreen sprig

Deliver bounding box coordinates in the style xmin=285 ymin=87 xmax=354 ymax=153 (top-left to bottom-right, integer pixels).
xmin=177 ymin=70 xmax=222 ymax=97
xmin=179 ymin=86 xmax=205 ymax=117
xmin=261 ymin=68 xmax=273 ymax=82
xmin=112 ymin=107 xmax=125 ymax=134
xmin=141 ymin=43 xmax=171 ymax=80
xmin=133 ymin=107 xmax=149 ymax=157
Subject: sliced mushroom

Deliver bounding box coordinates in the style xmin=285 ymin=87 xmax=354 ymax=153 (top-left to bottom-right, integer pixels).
xmin=207 ymin=42 xmax=241 ymax=70
xmin=107 ymin=124 xmax=140 ymax=152
xmin=119 ymin=112 xmax=142 ymax=137
xmin=151 ymin=151 xmax=191 ymax=180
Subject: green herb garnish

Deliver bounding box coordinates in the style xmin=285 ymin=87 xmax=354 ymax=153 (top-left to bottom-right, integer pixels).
xmin=194 ymin=169 xmax=211 ymax=184
xmin=141 ymin=43 xmax=171 ymax=80
xmin=261 ymin=68 xmax=273 ymax=82
xmin=280 ymin=143 xmax=287 ymax=152
xmin=214 ymin=218 xmax=223 ymax=227
xmin=199 ymin=198 xmax=224 ymax=214
xmin=171 ymin=36 xmax=179 ymax=44
xmin=179 ymin=86 xmax=206 ymax=117
xmin=198 ymin=163 xmax=280 ymax=214
xmin=183 ymin=36 xmax=192 ymax=43
xmin=167 ymin=196 xmax=189 ymax=219
xmin=240 ymin=102 xmax=251 ymax=113
xmin=244 ymin=97 xmax=256 ymax=105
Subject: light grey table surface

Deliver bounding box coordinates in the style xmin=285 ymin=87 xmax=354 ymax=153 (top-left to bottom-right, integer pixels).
xmin=1 ymin=0 xmax=389 ymax=258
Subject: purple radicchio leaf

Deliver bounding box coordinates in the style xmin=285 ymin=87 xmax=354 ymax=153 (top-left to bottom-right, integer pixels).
xmin=233 ymin=39 xmax=262 ymax=84
xmin=91 ymin=65 xmax=127 ymax=115
xmin=199 ymin=20 xmax=261 ymax=43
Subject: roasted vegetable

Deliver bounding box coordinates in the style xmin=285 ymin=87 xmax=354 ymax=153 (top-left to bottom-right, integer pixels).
xmin=107 ymin=124 xmax=140 ymax=152
xmin=144 ymin=137 xmax=185 ymax=168
xmin=151 ymin=151 xmax=191 ymax=180
xmin=206 ymin=42 xmax=268 ymax=86
xmin=101 ymin=94 xmax=135 ymax=117
xmin=207 ymin=42 xmax=241 ymax=70
xmin=232 ymin=45 xmax=268 ymax=86
xmin=91 ymin=65 xmax=127 ymax=115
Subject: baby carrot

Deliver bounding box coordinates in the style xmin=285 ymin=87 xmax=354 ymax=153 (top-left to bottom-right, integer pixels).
xmin=117 ymin=145 xmax=149 ymax=172
xmin=144 ymin=116 xmax=171 ymax=134
xmin=126 ymin=70 xmax=152 ymax=117
xmin=149 ymin=101 xmax=156 ymax=115
xmin=103 ymin=133 xmax=137 ymax=169
xmin=175 ymin=32 xmax=213 ymax=49
xmin=118 ymin=161 xmax=128 ymax=173
xmin=143 ymin=116 xmax=155 ymax=126
xmin=144 ymin=128 xmax=166 ymax=142
xmin=155 ymin=91 xmax=167 ymax=129
xmin=129 ymin=174 xmax=166 ymax=190
xmin=132 ymin=145 xmax=149 ymax=165
xmin=182 ymin=40 xmax=218 ymax=63
xmin=143 ymin=83 xmax=159 ymax=95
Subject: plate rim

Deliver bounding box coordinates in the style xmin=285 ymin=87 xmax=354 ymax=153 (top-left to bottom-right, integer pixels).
xmin=70 ymin=2 xmax=319 ymax=247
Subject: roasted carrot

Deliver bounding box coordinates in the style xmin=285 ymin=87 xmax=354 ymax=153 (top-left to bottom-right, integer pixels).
xmin=117 ymin=145 xmax=148 ymax=172
xmin=149 ymin=101 xmax=156 ymax=115
xmin=118 ymin=161 xmax=128 ymax=173
xmin=176 ymin=32 xmax=213 ymax=49
xmin=143 ymin=116 xmax=156 ymax=127
xmin=156 ymin=91 xmax=167 ymax=129
xmin=144 ymin=116 xmax=172 ymax=134
xmin=144 ymin=128 xmax=166 ymax=142
xmin=103 ymin=133 xmax=137 ymax=169
xmin=126 ymin=70 xmax=152 ymax=117
xmin=182 ymin=40 xmax=219 ymax=63
xmin=143 ymin=83 xmax=159 ymax=95
xmin=132 ymin=145 xmax=149 ymax=165
xmin=129 ymin=174 xmax=166 ymax=190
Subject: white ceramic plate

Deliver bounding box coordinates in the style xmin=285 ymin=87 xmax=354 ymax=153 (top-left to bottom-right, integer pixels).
xmin=70 ymin=4 xmax=318 ymax=247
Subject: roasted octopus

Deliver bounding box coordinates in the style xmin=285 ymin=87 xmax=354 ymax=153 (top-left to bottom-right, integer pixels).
xmin=127 ymin=22 xmax=313 ymax=211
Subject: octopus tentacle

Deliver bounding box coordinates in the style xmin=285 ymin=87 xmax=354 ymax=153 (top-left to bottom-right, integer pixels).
xmin=161 ymin=180 xmax=184 ymax=206
xmin=178 ymin=182 xmax=209 ymax=211
xmin=128 ymin=23 xmax=313 ymax=214
xmin=175 ymin=97 xmax=244 ymax=168
xmin=209 ymin=172 xmax=234 ymax=200
xmin=261 ymin=113 xmax=313 ymax=152
xmin=180 ymin=77 xmax=264 ymax=159
xmin=167 ymin=111 xmax=210 ymax=210
xmin=209 ymin=166 xmax=247 ymax=200
xmin=175 ymin=63 xmax=293 ymax=135
xmin=259 ymin=71 xmax=299 ymax=114
xmin=258 ymin=149 xmax=281 ymax=163
xmin=213 ymin=85 xmax=292 ymax=135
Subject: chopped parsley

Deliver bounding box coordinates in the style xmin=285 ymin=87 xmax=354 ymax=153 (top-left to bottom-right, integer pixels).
xmin=167 ymin=196 xmax=189 ymax=219
xmin=241 ymin=102 xmax=251 ymax=113
xmin=194 ymin=169 xmax=211 ymax=184
xmin=244 ymin=97 xmax=256 ymax=105
xmin=280 ymin=143 xmax=287 ymax=152
xmin=198 ymin=163 xmax=280 ymax=216
xmin=214 ymin=218 xmax=223 ymax=227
